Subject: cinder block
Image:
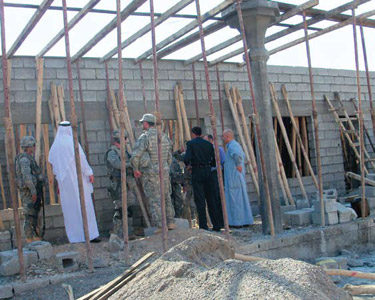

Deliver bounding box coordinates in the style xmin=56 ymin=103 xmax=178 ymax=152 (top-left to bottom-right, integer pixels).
xmin=0 ymin=231 xmax=11 ymax=252
xmin=25 ymin=241 xmax=53 ymax=260
xmin=55 ymin=251 xmax=79 ymax=272
xmin=316 ymin=188 xmax=337 ymax=200
xmin=313 ymin=198 xmax=337 ymax=213
xmin=44 ymin=204 xmax=62 ymax=217
xmin=295 ymin=199 xmax=309 ymax=210
xmin=336 ymin=203 xmax=356 ymax=223
xmin=12 ymin=278 xmax=50 ymax=295
xmin=280 ymin=205 xmax=296 ymax=214
xmin=312 ymin=212 xmax=338 ymax=225
xmin=0 ymin=284 xmax=13 ymax=299
xmin=284 ymin=208 xmax=313 ymax=226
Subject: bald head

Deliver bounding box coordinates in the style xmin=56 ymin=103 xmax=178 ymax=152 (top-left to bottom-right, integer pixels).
xmin=222 ymin=129 xmax=234 ymax=144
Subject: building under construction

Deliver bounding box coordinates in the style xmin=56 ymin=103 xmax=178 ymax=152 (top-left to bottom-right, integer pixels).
xmin=0 ymin=0 xmax=375 ymax=299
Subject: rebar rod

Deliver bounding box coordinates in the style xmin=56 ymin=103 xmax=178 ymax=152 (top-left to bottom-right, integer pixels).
xmin=351 ymin=8 xmax=366 ymax=219
xmin=235 ymin=0 xmax=275 ymax=236
xmin=216 ymin=65 xmax=225 ymax=132
xmin=302 ymin=11 xmax=324 ymax=226
xmin=62 ymin=0 xmax=93 ymax=272
xmin=115 ymin=0 xmax=129 ymax=261
xmin=149 ymin=0 xmax=168 ymax=252
xmin=195 ymin=0 xmax=230 ymax=239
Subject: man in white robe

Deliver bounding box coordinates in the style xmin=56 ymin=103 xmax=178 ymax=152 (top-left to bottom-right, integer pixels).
xmin=48 ymin=121 xmax=99 ymax=243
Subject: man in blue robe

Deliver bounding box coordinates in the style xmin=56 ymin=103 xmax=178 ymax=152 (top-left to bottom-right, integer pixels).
xmin=222 ymin=129 xmax=254 ymax=227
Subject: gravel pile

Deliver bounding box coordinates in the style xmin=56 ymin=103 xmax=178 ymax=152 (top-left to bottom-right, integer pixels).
xmin=110 ymin=233 xmax=351 ymax=300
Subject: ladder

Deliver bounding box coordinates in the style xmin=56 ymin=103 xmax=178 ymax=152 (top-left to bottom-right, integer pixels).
xmin=324 ymin=95 xmax=375 ymax=175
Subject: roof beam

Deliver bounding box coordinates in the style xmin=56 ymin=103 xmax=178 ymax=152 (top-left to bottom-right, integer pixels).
xmin=134 ymin=0 xmax=235 ymax=64
xmin=208 ymin=0 xmax=373 ymax=66
xmin=71 ymin=0 xmax=147 ymax=63
xmin=100 ymin=0 xmax=194 ymax=63
xmin=269 ymin=9 xmax=375 ymax=56
xmin=7 ymin=0 xmax=54 ymax=58
xmin=271 ymin=0 xmax=319 ymax=26
xmin=157 ymin=21 xmax=226 ymax=59
xmin=38 ymin=0 xmax=101 ymax=57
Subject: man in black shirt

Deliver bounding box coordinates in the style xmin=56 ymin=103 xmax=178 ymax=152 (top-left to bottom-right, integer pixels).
xmin=184 ymin=127 xmax=223 ymax=231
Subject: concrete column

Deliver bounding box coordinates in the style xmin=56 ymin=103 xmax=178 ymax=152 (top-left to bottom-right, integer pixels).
xmin=223 ymin=0 xmax=282 ymax=234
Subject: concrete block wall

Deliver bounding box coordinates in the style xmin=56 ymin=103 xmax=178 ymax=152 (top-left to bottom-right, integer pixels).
xmin=0 ymin=56 xmax=374 ymax=232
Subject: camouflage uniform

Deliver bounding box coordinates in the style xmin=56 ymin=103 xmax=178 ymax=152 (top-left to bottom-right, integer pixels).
xmin=105 ymin=142 xmax=136 ymax=237
xmin=169 ymin=157 xmax=184 ymax=218
xmin=131 ymin=115 xmax=175 ymax=228
xmin=173 ymin=151 xmax=197 ymax=220
xmin=15 ymin=137 xmax=42 ymax=240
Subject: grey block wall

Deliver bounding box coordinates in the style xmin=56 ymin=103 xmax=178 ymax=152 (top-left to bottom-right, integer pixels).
xmin=0 ymin=56 xmax=374 ymax=233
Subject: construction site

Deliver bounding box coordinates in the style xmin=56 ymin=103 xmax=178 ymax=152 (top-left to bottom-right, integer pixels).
xmin=0 ymin=0 xmax=375 ymax=299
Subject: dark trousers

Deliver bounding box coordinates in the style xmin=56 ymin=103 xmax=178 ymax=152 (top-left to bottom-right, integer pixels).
xmin=192 ymin=168 xmax=224 ymax=231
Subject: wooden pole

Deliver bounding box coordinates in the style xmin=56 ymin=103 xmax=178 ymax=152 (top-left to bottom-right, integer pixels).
xmin=178 ymin=82 xmax=191 ymax=142
xmin=110 ymin=89 xmax=120 ymax=129
xmin=42 ymin=124 xmax=56 ymax=205
xmin=139 ymin=61 xmax=148 ymax=113
xmin=344 ymin=284 xmax=375 ymax=295
xmin=225 ymin=83 xmax=259 ymax=196
xmin=35 ymin=57 xmax=44 ymax=165
xmin=57 ymin=85 xmax=66 ymax=121
xmin=281 ymin=85 xmax=318 ymax=188
xmin=0 ymin=0 xmax=25 ymax=281
xmin=61 ymin=0 xmax=93 ymax=272
xmin=0 ymin=164 xmax=6 ymax=209
xmin=115 ymin=0 xmax=129 ymax=261
xmin=302 ymin=11 xmax=324 ymax=226
xmin=300 ymin=117 xmax=309 ymax=175
xmin=50 ymin=83 xmax=61 ymax=128
xmin=359 ymin=21 xmax=375 ymax=142
xmin=149 ymin=0 xmax=169 ymax=252
xmin=270 ymin=83 xmax=309 ymax=203
xmin=215 ymin=65 xmax=225 ymax=132
xmin=174 ymin=84 xmax=184 ymax=148
xmin=192 ymin=62 xmax=200 ymax=127
xmin=105 ymin=62 xmax=116 ymax=138
xmin=351 ymin=8 xmax=366 ymax=219
xmin=195 ymin=0 xmax=230 ymax=239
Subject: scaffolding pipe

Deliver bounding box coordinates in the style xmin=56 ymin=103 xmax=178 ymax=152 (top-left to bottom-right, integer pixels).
xmin=195 ymin=0 xmax=230 ymax=239
xmin=235 ymin=0 xmax=275 ymax=236
xmin=139 ymin=62 xmax=148 ymax=113
xmin=115 ymin=0 xmax=129 ymax=261
xmin=359 ymin=21 xmax=375 ymax=144
xmin=149 ymin=0 xmax=168 ymax=253
xmin=0 ymin=0 xmax=25 ymax=281
xmin=302 ymin=11 xmax=324 ymax=226
xmin=192 ymin=63 xmax=200 ymax=126
xmin=351 ymin=8 xmax=366 ymax=219
xmin=216 ymin=65 xmax=225 ymax=132
xmin=61 ymin=0 xmax=93 ymax=272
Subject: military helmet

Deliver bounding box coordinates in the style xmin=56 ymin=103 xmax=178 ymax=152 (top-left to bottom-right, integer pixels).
xmin=113 ymin=129 xmax=128 ymax=140
xmin=139 ymin=113 xmax=156 ymax=123
xmin=20 ymin=136 xmax=36 ymax=148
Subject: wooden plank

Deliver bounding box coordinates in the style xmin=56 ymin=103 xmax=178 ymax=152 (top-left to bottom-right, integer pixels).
xmin=0 ymin=164 xmax=7 ymax=209
xmin=300 ymin=116 xmax=309 ymax=176
xmin=134 ymin=0 xmax=235 ymax=63
xmin=291 ymin=117 xmax=297 ymax=178
xmin=57 ymin=85 xmax=66 ymax=121
xmin=38 ymin=0 xmax=101 ymax=57
xmin=178 ymin=82 xmax=191 ymax=142
xmin=174 ymin=85 xmax=184 ymax=148
xmin=35 ymin=57 xmax=44 ymax=165
xmin=271 ymin=0 xmax=319 ymax=26
xmin=7 ymin=0 xmax=54 ymax=58
xmin=50 ymin=83 xmax=61 ymax=128
xmin=71 ymin=0 xmax=147 ymax=63
xmin=100 ymin=0 xmax=194 ymax=62
xmin=110 ymin=89 xmax=120 ymax=129
xmin=43 ymin=124 xmax=55 ymax=205
xmin=270 ymin=83 xmax=309 ymax=202
xmin=158 ymin=21 xmax=225 ymax=59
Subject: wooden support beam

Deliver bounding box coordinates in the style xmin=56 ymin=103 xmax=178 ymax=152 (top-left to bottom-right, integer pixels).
xmin=134 ymin=0 xmax=235 ymax=64
xmin=100 ymin=0 xmax=194 ymax=62
xmin=271 ymin=0 xmax=319 ymax=26
xmin=71 ymin=0 xmax=147 ymax=63
xmin=42 ymin=124 xmax=55 ymax=205
xmin=35 ymin=58 xmax=44 ymax=165
xmin=57 ymin=85 xmax=66 ymax=121
xmin=7 ymin=0 xmax=54 ymax=58
xmin=178 ymin=83 xmax=191 ymax=142
xmin=38 ymin=0 xmax=101 ymax=57
xmin=0 ymin=164 xmax=6 ymax=209
xmin=157 ymin=21 xmax=226 ymax=59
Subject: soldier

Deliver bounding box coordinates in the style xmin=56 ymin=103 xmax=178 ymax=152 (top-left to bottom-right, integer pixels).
xmin=131 ymin=113 xmax=176 ymax=233
xmin=15 ymin=136 xmax=44 ymax=243
xmin=105 ymin=129 xmax=136 ymax=238
xmin=169 ymin=156 xmax=184 ymax=218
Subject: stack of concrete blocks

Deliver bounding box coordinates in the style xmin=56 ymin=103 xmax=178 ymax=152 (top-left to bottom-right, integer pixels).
xmin=365 ymin=174 xmax=375 ymax=215
xmin=312 ymin=189 xmax=339 ymax=225
xmin=0 ymin=241 xmax=53 ymax=276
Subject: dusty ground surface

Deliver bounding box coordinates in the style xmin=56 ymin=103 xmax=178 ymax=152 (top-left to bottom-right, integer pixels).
xmin=5 ymin=218 xmax=352 ymax=300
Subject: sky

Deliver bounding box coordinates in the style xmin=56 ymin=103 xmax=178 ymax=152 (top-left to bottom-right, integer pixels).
xmin=1 ymin=0 xmax=375 ymax=71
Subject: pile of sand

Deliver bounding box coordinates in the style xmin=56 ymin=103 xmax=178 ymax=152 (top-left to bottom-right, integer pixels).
xmin=109 ymin=232 xmax=351 ymax=300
